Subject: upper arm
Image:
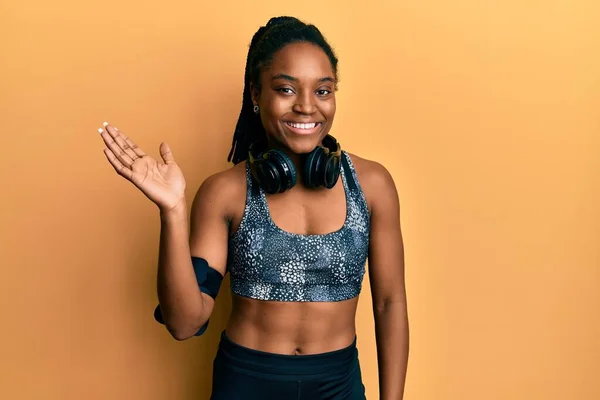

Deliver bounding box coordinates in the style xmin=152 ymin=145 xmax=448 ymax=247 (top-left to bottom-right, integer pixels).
xmin=363 ymin=161 xmax=407 ymax=307
xmin=188 ymin=172 xmax=233 ymax=278
xmin=186 ymin=168 xmax=241 ymax=319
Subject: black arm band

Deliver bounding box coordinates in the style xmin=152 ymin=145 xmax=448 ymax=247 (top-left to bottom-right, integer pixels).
xmin=154 ymin=256 xmax=224 ymax=337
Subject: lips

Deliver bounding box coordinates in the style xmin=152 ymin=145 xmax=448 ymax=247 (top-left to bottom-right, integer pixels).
xmin=284 ymin=121 xmax=323 ymax=135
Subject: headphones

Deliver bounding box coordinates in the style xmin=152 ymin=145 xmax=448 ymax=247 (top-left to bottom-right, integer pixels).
xmin=248 ymin=135 xmax=342 ymax=194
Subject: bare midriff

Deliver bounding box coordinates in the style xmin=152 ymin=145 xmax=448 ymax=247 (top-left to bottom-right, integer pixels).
xmin=225 ymin=294 xmax=360 ymax=355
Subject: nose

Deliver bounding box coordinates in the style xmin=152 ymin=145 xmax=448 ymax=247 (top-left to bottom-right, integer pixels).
xmin=292 ymin=91 xmax=317 ymax=115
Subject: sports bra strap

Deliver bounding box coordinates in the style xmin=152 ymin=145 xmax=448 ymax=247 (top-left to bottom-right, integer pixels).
xmin=340 ymin=151 xmax=357 ymax=192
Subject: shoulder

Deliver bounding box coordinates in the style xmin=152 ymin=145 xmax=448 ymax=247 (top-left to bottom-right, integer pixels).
xmin=191 ymin=161 xmax=247 ymax=217
xmin=344 ymin=152 xmax=399 ymax=211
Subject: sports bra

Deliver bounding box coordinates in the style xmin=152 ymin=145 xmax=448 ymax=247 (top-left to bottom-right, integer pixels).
xmin=227 ymin=151 xmax=370 ymax=302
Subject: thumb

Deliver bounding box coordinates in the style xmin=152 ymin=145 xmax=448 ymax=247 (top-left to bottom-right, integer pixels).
xmin=159 ymin=142 xmax=175 ymax=164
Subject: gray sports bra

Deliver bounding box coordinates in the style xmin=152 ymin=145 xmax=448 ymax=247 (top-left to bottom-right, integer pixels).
xmin=227 ymin=151 xmax=370 ymax=302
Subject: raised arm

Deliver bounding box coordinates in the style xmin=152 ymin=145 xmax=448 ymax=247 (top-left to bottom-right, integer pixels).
xmin=98 ymin=121 xmax=230 ymax=341
xmin=156 ymin=172 xmax=231 ymax=340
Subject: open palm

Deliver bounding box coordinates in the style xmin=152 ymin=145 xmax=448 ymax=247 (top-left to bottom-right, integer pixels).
xmin=99 ymin=123 xmax=186 ymax=212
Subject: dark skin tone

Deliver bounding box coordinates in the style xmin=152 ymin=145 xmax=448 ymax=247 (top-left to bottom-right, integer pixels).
xmin=187 ymin=42 xmax=408 ymax=397
xmin=229 ymin=43 xmax=354 ymax=352
xmin=99 ymin=41 xmax=406 ymax=397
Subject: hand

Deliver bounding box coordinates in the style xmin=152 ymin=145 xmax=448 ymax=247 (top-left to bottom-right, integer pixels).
xmin=99 ymin=122 xmax=187 ymax=213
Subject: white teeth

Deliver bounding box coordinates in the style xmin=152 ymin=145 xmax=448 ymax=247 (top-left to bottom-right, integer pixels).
xmin=287 ymin=122 xmax=318 ymax=129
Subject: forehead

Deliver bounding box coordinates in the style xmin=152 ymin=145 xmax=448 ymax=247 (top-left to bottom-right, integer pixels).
xmin=265 ymin=42 xmax=335 ymax=80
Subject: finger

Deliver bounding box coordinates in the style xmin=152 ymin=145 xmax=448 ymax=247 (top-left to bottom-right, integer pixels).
xmin=103 ymin=147 xmax=133 ymax=180
xmin=100 ymin=128 xmax=136 ymax=168
xmin=115 ymin=128 xmax=147 ymax=158
xmin=103 ymin=123 xmax=139 ymax=162
xmin=159 ymin=142 xmax=175 ymax=164
xmin=98 ymin=123 xmax=147 ymax=159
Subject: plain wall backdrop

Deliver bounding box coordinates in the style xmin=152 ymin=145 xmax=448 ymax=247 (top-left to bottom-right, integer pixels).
xmin=1 ymin=0 xmax=598 ymax=399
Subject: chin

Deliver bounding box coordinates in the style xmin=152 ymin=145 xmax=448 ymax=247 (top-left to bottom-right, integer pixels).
xmin=283 ymin=136 xmax=326 ymax=155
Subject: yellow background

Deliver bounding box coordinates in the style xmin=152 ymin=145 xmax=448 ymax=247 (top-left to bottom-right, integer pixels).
xmin=1 ymin=0 xmax=598 ymax=399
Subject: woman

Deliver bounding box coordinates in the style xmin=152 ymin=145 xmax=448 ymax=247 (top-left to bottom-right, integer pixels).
xmin=99 ymin=16 xmax=408 ymax=400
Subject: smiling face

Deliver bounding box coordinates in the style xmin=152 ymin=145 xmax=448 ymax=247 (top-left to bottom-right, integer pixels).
xmin=251 ymin=41 xmax=337 ymax=155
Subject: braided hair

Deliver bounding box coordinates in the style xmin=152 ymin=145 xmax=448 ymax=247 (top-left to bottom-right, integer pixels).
xmin=227 ymin=16 xmax=339 ymax=164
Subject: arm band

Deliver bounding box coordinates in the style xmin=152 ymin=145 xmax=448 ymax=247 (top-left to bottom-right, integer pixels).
xmin=154 ymin=256 xmax=224 ymax=337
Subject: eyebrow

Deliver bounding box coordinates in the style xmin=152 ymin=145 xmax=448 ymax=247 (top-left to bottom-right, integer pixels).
xmin=271 ymin=73 xmax=336 ymax=83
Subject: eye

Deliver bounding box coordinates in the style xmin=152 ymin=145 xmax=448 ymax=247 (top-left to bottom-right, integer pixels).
xmin=276 ymin=87 xmax=295 ymax=95
xmin=316 ymin=89 xmax=332 ymax=96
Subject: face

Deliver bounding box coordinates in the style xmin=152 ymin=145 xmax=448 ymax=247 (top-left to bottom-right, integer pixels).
xmin=251 ymin=42 xmax=337 ymax=155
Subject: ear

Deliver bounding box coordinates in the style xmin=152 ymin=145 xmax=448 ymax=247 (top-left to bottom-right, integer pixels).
xmin=250 ymin=82 xmax=260 ymax=106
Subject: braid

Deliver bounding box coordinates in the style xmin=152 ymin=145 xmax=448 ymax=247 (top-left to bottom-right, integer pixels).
xmin=226 ymin=24 xmax=270 ymax=164
xmin=227 ymin=16 xmax=339 ymax=164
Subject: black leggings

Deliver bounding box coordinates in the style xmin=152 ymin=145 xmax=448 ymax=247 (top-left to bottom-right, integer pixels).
xmin=210 ymin=330 xmax=367 ymax=400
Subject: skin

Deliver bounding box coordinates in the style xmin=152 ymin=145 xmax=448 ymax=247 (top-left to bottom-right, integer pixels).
xmin=189 ymin=42 xmax=409 ymax=398
xmin=100 ymin=41 xmax=409 ymax=399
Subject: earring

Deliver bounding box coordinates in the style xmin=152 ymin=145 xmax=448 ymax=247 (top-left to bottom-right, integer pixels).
xmin=253 ymin=104 xmax=259 ymax=114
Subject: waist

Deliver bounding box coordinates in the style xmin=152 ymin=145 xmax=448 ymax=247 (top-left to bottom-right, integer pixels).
xmin=226 ymin=295 xmax=359 ymax=354
xmin=216 ymin=329 xmax=359 ymax=377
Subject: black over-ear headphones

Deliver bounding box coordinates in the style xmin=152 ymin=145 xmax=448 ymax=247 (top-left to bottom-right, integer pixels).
xmin=248 ymin=135 xmax=342 ymax=194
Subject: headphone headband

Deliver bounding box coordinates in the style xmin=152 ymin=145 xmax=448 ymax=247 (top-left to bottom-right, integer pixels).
xmin=321 ymin=135 xmax=341 ymax=158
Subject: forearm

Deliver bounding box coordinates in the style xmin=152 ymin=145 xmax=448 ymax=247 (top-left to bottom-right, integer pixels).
xmin=157 ymin=201 xmax=206 ymax=339
xmin=374 ymin=300 xmax=409 ymax=400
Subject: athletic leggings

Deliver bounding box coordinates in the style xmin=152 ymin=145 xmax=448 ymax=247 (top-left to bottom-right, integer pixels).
xmin=210 ymin=330 xmax=367 ymax=400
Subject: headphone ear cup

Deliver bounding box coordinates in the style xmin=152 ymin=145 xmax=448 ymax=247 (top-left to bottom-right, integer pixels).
xmin=253 ymin=157 xmax=280 ymax=194
xmin=322 ymin=154 xmax=341 ymax=189
xmin=266 ymin=149 xmax=297 ymax=193
xmin=303 ymin=146 xmax=325 ymax=188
